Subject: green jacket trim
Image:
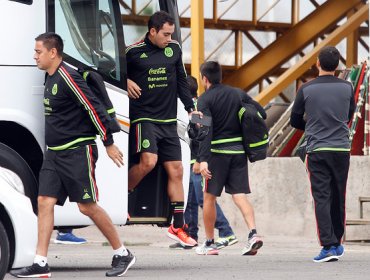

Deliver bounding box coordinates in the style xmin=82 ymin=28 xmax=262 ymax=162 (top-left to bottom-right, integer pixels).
xmin=211 ymin=137 xmax=243 ymax=145
xmin=131 ymin=118 xmax=177 ymax=124
xmin=249 ymin=139 xmax=269 ymax=148
xmin=48 ymin=136 xmax=96 ymax=151
xmin=211 ymin=149 xmax=245 ymax=154
xmin=313 ymin=147 xmax=350 ymax=152
xmin=107 ymin=108 xmax=115 ymax=114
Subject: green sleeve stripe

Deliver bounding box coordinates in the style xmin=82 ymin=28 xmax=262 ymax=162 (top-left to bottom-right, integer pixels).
xmin=82 ymin=71 xmax=89 ymax=80
xmin=249 ymin=139 xmax=269 ymax=148
xmin=238 ymin=107 xmax=246 ymax=122
xmin=107 ymin=108 xmax=115 ymax=114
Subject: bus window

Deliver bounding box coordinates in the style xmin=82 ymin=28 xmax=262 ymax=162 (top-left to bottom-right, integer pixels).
xmin=51 ymin=0 xmax=125 ymax=88
xmin=120 ymin=1 xmax=160 ymax=46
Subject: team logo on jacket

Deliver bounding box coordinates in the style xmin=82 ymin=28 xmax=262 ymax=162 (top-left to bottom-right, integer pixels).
xmin=52 ymin=84 xmax=58 ymax=95
xmin=164 ymin=47 xmax=173 ymax=57
xmin=142 ymin=139 xmax=150 ymax=149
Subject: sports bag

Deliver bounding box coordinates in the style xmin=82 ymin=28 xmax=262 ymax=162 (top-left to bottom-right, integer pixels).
xmin=79 ymin=69 xmax=121 ymax=134
xmin=238 ymin=102 xmax=269 ymax=162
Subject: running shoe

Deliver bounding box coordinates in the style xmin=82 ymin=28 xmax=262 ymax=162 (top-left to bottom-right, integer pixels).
xmin=54 ymin=232 xmax=87 ymax=244
xmin=106 ymin=250 xmax=136 ymax=277
xmin=10 ymin=263 xmax=51 ymax=278
xmin=313 ymin=246 xmax=339 ymax=263
xmin=195 ymin=242 xmax=219 ymax=255
xmin=242 ymin=234 xmax=263 ymax=255
xmin=167 ymin=224 xmax=198 ymax=247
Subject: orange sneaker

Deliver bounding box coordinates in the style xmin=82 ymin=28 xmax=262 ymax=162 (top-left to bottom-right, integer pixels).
xmin=167 ymin=225 xmax=198 ymax=247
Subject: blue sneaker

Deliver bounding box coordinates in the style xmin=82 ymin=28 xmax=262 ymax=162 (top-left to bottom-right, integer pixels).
xmin=335 ymin=244 xmax=344 ymax=257
xmin=313 ymin=246 xmax=339 ymax=263
xmin=54 ymin=232 xmax=87 ymax=244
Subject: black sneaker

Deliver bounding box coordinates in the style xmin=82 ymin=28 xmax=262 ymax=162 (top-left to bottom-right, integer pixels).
xmin=9 ymin=263 xmax=51 ymax=278
xmin=106 ymin=250 xmax=136 ymax=277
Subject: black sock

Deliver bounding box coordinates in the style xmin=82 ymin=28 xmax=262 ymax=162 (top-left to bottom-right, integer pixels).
xmin=248 ymin=229 xmax=257 ymax=239
xmin=206 ymin=239 xmax=214 ymax=246
xmin=171 ymin=201 xmax=184 ymax=228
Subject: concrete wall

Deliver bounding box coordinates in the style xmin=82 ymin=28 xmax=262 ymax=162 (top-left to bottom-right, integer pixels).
xmin=214 ymin=156 xmax=370 ymax=240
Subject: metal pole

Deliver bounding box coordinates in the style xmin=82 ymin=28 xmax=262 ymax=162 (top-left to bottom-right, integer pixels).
xmin=235 ymin=30 xmax=243 ymax=67
xmin=191 ymin=0 xmax=205 ymax=94
xmin=292 ymin=0 xmax=299 ymax=25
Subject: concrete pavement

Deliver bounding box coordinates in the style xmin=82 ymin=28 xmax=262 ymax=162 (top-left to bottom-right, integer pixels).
xmin=5 ymin=225 xmax=370 ymax=280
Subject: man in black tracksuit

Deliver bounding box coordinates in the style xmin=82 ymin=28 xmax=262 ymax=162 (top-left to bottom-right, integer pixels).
xmin=125 ymin=11 xmax=197 ymax=247
xmin=11 ymin=32 xmax=135 ymax=278
xmin=291 ymin=46 xmax=355 ymax=263
xmin=195 ymin=61 xmax=263 ymax=256
xmin=177 ymin=76 xmax=236 ymax=250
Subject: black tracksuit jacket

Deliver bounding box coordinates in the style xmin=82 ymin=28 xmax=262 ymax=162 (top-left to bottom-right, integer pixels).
xmin=125 ymin=34 xmax=194 ymax=124
xmin=43 ymin=62 xmax=113 ymax=150
xmin=197 ymin=83 xmax=264 ymax=162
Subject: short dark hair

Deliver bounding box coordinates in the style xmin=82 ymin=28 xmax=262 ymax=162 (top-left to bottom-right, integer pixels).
xmin=35 ymin=32 xmax=63 ymax=56
xmin=200 ymin=61 xmax=222 ymax=84
xmin=148 ymin=11 xmax=175 ymax=32
xmin=187 ymin=76 xmax=198 ymax=98
xmin=318 ymin=46 xmax=340 ymax=72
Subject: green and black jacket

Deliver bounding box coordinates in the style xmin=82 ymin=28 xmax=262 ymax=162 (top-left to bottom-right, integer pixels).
xmin=43 ymin=62 xmax=113 ymax=150
xmin=126 ymin=34 xmax=194 ymax=124
xmin=197 ymin=84 xmax=264 ymax=162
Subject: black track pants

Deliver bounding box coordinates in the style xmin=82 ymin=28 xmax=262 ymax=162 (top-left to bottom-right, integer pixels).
xmin=306 ymin=152 xmax=350 ymax=246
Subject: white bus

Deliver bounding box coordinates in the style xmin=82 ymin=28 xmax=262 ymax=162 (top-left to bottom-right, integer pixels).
xmin=0 ymin=0 xmax=190 ymax=277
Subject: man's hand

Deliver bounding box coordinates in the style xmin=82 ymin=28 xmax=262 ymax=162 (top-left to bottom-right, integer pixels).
xmin=127 ymin=79 xmax=142 ymax=99
xmin=188 ymin=110 xmax=203 ymax=120
xmin=189 ymin=111 xmax=204 ymax=129
xmin=106 ymin=144 xmax=124 ymax=167
xmin=192 ymin=162 xmax=201 ymax=174
xmin=200 ymin=161 xmax=212 ymax=179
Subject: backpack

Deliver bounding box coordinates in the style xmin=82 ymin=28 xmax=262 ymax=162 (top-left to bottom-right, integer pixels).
xmin=78 ymin=69 xmax=121 ymax=134
xmin=238 ymin=102 xmax=269 ymax=162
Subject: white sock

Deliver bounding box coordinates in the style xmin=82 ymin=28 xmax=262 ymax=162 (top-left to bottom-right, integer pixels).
xmin=113 ymin=245 xmax=128 ymax=256
xmin=34 ymin=255 xmax=47 ymax=267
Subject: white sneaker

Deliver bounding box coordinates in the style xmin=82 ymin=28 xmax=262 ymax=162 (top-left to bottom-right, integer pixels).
xmin=242 ymin=234 xmax=263 ymax=255
xmin=195 ymin=242 xmax=219 ymax=255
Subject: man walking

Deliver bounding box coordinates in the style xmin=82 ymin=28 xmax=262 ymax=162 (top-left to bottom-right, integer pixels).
xmin=171 ymin=76 xmax=237 ymax=249
xmin=10 ymin=32 xmax=135 ymax=278
xmin=291 ymin=46 xmax=355 ymax=263
xmin=125 ymin=11 xmax=197 ymax=247
xmin=195 ymin=61 xmax=263 ymax=256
